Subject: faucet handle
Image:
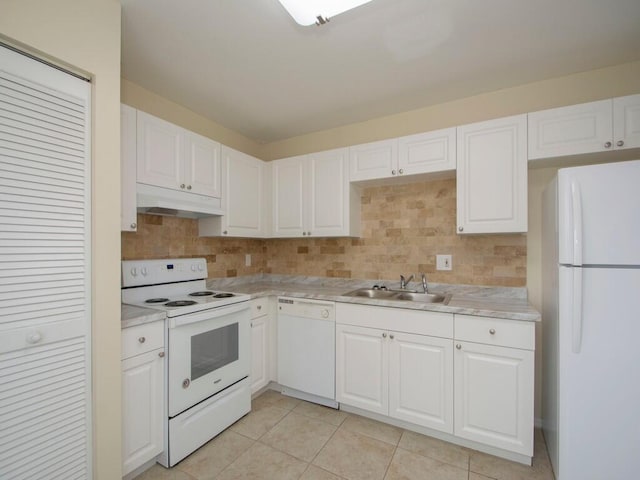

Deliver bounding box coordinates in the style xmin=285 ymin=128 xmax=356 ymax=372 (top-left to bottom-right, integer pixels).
xmin=421 ymin=273 xmax=428 ymax=293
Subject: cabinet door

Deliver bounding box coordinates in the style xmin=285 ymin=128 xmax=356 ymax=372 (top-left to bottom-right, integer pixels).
xmin=613 ymin=94 xmax=640 ymax=150
xmin=349 ymin=139 xmax=398 ymax=181
xmin=398 ymin=128 xmax=456 ymax=176
xmin=336 ymin=324 xmax=388 ymax=415
xmin=136 ymin=111 xmax=183 ymax=190
xmin=184 ymin=131 xmax=221 ymax=197
xmin=250 ymin=315 xmax=268 ymax=394
xmin=389 ymin=332 xmax=453 ymax=434
xmin=528 ymin=100 xmax=613 ymax=159
xmin=272 ymin=156 xmax=305 ymax=237
xmin=454 ymin=341 xmax=534 ymax=456
xmin=223 ymin=146 xmax=265 ymax=237
xmin=122 ymin=349 xmax=165 ymax=476
xmin=121 ymin=104 xmax=138 ymax=231
xmin=456 ymin=114 xmax=527 ymax=234
xmin=307 ymin=148 xmax=349 ymax=237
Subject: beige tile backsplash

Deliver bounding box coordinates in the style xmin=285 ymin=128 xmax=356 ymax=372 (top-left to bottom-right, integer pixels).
xmin=122 ymin=178 xmax=526 ymax=287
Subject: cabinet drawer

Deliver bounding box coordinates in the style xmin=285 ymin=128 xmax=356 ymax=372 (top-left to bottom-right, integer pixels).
xmin=122 ymin=321 xmax=165 ymax=360
xmin=250 ymin=297 xmax=268 ymax=319
xmin=454 ymin=315 xmax=534 ymax=350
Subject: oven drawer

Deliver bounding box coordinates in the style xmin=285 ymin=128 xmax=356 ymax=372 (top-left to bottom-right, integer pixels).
xmin=250 ymin=298 xmax=268 ymax=319
xmin=122 ymin=321 xmax=165 ymax=360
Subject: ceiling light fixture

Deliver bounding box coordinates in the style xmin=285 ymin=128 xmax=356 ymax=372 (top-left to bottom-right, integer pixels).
xmin=277 ymin=0 xmax=374 ymax=26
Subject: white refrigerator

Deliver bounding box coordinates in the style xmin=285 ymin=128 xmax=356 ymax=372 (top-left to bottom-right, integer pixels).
xmin=542 ymin=159 xmax=640 ymax=480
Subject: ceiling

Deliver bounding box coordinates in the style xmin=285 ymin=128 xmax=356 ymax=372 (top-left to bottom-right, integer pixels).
xmin=121 ymin=0 xmax=640 ymax=144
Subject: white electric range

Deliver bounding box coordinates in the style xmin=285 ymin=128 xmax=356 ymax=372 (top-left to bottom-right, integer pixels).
xmin=122 ymin=258 xmax=251 ymax=467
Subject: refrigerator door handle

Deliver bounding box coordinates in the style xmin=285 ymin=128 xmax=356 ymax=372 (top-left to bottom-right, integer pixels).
xmin=570 ymin=180 xmax=583 ymax=266
xmin=572 ymin=267 xmax=583 ymax=353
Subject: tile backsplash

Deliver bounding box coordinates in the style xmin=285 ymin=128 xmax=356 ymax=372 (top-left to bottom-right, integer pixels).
xmin=122 ymin=178 xmax=526 ymax=287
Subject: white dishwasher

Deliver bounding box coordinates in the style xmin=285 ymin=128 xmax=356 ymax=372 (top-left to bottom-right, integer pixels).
xmin=277 ymin=297 xmax=338 ymax=408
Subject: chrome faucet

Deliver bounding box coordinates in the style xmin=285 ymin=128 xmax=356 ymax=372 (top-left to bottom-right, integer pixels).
xmin=399 ymin=274 xmax=414 ymax=290
xmin=421 ymin=273 xmax=429 ymax=293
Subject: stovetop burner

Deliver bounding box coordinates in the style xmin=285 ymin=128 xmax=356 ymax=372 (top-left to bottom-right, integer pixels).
xmin=165 ymin=300 xmax=198 ymax=307
xmin=189 ymin=291 xmax=215 ymax=297
xmin=146 ymin=297 xmax=170 ymax=304
xmin=213 ymin=293 xmax=235 ymax=298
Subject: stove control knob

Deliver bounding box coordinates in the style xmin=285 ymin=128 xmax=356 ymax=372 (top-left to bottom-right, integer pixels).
xmin=191 ymin=265 xmax=197 ymax=272
xmin=198 ymin=264 xmax=204 ymax=271
xmin=130 ymin=267 xmax=137 ymax=277
xmin=141 ymin=267 xmax=148 ymax=276
xmin=321 ymin=309 xmax=329 ymax=319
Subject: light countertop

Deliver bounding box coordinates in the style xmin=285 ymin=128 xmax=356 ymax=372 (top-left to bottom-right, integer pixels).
xmin=121 ymin=275 xmax=540 ymax=329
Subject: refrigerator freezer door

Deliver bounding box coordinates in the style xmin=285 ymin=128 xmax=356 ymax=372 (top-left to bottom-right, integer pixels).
xmin=558 ymin=160 xmax=640 ymax=266
xmin=557 ymin=266 xmax=640 ymax=479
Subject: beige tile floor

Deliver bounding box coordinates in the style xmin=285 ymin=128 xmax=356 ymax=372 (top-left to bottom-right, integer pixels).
xmin=135 ymin=390 xmax=555 ymax=480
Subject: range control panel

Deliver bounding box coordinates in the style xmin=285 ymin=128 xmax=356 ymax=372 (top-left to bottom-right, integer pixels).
xmin=122 ymin=258 xmax=208 ymax=287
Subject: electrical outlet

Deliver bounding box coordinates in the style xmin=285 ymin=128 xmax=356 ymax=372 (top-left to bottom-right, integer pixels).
xmin=436 ymin=254 xmax=452 ymax=271
xmin=245 ymin=254 xmax=251 ymax=267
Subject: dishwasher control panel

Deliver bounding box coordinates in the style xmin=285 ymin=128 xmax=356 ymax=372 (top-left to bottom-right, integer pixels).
xmin=277 ymin=297 xmax=335 ymax=321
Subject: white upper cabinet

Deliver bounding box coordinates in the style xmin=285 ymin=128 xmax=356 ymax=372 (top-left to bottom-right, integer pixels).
xmin=136 ymin=111 xmax=221 ymax=197
xmin=349 ymin=139 xmax=398 ymax=181
xmin=528 ymin=100 xmax=612 ymax=159
xmin=273 ymin=148 xmax=360 ymax=238
xmin=613 ymin=94 xmax=640 ymax=149
xmin=528 ymin=94 xmax=640 ymax=160
xmin=199 ymin=146 xmax=270 ymax=237
xmin=456 ymin=114 xmax=528 ymax=234
xmin=272 ymin=155 xmax=306 ymax=237
xmin=398 ymin=128 xmax=456 ymax=176
xmin=121 ymin=104 xmax=138 ymax=232
xmin=350 ymin=129 xmax=456 ymax=182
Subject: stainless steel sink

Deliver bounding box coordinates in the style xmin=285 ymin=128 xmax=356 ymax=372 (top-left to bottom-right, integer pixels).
xmin=343 ymin=288 xmax=451 ymax=305
xmin=343 ymin=288 xmax=397 ymax=299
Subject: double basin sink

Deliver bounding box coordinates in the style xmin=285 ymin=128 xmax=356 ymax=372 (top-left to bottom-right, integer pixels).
xmin=343 ymin=288 xmax=451 ymax=305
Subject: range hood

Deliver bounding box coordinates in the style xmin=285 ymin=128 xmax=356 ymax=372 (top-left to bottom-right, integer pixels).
xmin=136 ymin=183 xmax=224 ymax=219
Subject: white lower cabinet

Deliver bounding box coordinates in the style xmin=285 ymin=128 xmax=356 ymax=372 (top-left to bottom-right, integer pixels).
xmin=250 ymin=298 xmax=271 ymax=394
xmin=389 ymin=332 xmax=454 ymax=433
xmin=453 ymin=314 xmax=535 ymax=457
xmin=121 ymin=321 xmax=165 ymax=476
xmin=336 ymin=304 xmax=454 ymax=434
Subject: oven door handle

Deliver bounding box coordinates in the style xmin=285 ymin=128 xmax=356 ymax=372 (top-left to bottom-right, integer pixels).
xmin=168 ymin=301 xmax=250 ymax=328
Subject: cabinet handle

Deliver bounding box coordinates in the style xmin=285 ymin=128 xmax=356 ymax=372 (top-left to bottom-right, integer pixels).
xmin=617 ymin=140 xmax=624 ymax=147
xmin=138 ymin=337 xmax=146 ymax=343
xmin=382 ymin=332 xmax=387 ymax=338
xmin=604 ymin=141 xmax=612 ymax=148
xmin=458 ymin=226 xmax=464 ymax=232
xmin=389 ymin=334 xmax=395 ymax=339
xmin=257 ymin=305 xmax=262 ymax=310
xmin=182 ymin=379 xmax=190 ymax=389
xmin=187 ymin=185 xmax=192 ymax=190
xmin=130 ymin=222 xmax=137 ymax=229
xmin=307 ymin=231 xmax=312 ymax=236
xmin=456 ymin=344 xmax=462 ymax=349
xmin=223 ymin=230 xmax=228 ymax=235
xmin=398 ymin=169 xmax=403 ymax=174
xmin=158 ymin=351 xmax=165 ymax=358
xmin=489 ymin=328 xmax=496 ymax=335
xmin=302 ymin=232 xmax=307 ymax=236
xmin=26 ymin=331 xmax=42 ymax=344
xmin=391 ymin=169 xmax=396 ymax=175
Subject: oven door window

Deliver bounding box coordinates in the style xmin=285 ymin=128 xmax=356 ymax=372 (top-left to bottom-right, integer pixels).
xmin=191 ymin=323 xmax=239 ymax=381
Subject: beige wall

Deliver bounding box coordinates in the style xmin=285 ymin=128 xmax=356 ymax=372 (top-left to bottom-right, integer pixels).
xmin=260 ymin=60 xmax=640 ymax=160
xmin=122 ymin=79 xmax=263 ymax=158
xmin=0 ymin=1 xmax=122 ymax=479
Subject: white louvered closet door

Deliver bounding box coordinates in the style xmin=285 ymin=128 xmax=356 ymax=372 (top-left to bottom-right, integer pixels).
xmin=0 ymin=45 xmax=92 ymax=479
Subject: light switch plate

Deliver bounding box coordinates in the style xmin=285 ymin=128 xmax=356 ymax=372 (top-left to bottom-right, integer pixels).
xmin=436 ymin=254 xmax=452 ymax=271
xmin=245 ymin=254 xmax=251 ymax=267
